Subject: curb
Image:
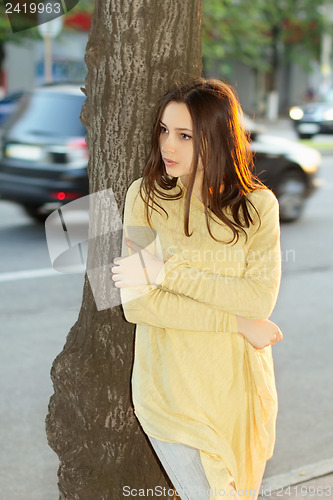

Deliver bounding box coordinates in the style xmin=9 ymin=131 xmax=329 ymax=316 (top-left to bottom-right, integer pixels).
xmin=260 ymin=458 xmax=333 ymax=495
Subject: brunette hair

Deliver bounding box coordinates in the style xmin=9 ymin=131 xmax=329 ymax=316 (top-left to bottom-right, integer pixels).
xmin=140 ymin=78 xmax=266 ymax=244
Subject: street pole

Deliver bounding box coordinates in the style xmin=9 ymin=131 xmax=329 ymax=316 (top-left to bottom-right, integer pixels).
xmin=44 ymin=35 xmax=53 ymax=83
xmin=320 ymin=0 xmax=333 ymax=96
xmin=37 ymin=2 xmax=63 ymax=85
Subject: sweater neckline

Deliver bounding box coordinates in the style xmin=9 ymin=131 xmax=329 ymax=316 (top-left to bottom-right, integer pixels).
xmin=176 ymin=177 xmax=205 ymax=210
xmin=175 ymin=177 xmax=234 ymax=222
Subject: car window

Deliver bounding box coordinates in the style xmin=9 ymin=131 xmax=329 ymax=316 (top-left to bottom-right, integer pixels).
xmin=323 ymin=90 xmax=333 ymax=103
xmin=6 ymin=91 xmax=86 ymax=138
xmin=0 ymin=91 xmax=23 ymax=104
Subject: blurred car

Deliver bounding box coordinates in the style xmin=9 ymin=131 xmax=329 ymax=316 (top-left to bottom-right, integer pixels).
xmin=289 ymin=89 xmax=333 ymax=139
xmin=246 ymin=117 xmax=320 ymax=221
xmin=0 ymin=84 xmax=320 ymax=223
xmin=0 ymin=84 xmax=88 ymax=221
xmin=0 ymin=91 xmax=24 ymax=127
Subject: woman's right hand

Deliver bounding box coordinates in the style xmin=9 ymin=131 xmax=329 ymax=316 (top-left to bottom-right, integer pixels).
xmin=236 ymin=317 xmax=283 ymax=349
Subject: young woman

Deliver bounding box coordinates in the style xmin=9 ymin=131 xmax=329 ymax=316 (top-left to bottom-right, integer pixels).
xmin=111 ymin=78 xmax=283 ymax=500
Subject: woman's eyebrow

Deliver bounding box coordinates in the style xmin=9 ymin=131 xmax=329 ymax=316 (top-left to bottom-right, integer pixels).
xmin=160 ymin=120 xmax=192 ymax=132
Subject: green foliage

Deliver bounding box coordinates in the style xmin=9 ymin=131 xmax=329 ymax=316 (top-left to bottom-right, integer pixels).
xmin=202 ymin=0 xmax=269 ymax=74
xmin=259 ymin=0 xmax=326 ymax=68
xmin=202 ymin=0 xmax=327 ymax=75
xmin=0 ymin=0 xmax=93 ymax=43
xmin=0 ymin=4 xmax=40 ymax=44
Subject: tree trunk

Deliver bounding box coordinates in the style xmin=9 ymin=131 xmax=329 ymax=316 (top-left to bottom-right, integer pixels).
xmin=267 ymin=24 xmax=281 ymax=94
xmin=266 ymin=24 xmax=281 ymax=120
xmin=45 ymin=1 xmax=203 ymax=499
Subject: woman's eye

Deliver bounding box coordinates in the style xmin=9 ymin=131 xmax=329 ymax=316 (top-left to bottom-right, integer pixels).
xmin=181 ymin=133 xmax=192 ymax=140
xmin=159 ymin=125 xmax=168 ymax=134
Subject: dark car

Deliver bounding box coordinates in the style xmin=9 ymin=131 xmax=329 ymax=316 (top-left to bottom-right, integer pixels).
xmin=245 ymin=116 xmax=320 ymax=221
xmin=0 ymin=84 xmax=88 ymax=221
xmin=289 ymin=89 xmax=333 ymax=139
xmin=0 ymin=91 xmax=24 ymax=127
xmin=0 ymin=85 xmax=320 ymax=223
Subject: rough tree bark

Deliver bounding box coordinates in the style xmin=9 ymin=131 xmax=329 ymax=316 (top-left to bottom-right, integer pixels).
xmin=46 ymin=1 xmax=203 ymax=499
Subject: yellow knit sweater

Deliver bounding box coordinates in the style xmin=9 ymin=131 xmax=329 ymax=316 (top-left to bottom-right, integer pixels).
xmin=120 ymin=176 xmax=282 ymax=497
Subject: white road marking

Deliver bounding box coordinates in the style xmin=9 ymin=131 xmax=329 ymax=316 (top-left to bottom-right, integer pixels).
xmin=0 ymin=266 xmax=84 ymax=282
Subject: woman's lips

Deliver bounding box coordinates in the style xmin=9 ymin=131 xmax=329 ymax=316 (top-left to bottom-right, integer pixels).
xmin=163 ymin=157 xmax=178 ymax=166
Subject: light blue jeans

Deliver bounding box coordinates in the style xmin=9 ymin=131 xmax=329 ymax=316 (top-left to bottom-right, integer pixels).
xmin=148 ymin=435 xmax=212 ymax=499
xmin=148 ymin=435 xmax=264 ymax=500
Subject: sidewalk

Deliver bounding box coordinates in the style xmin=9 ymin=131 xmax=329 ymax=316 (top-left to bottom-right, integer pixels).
xmin=259 ymin=472 xmax=333 ymax=499
xmin=259 ymin=458 xmax=333 ymax=499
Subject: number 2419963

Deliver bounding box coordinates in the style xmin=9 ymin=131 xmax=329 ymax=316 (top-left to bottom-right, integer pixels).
xmin=272 ymin=485 xmax=331 ymax=497
xmin=5 ymin=3 xmax=62 ymax=14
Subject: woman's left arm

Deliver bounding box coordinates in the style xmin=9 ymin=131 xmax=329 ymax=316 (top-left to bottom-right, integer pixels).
xmin=154 ymin=191 xmax=282 ymax=320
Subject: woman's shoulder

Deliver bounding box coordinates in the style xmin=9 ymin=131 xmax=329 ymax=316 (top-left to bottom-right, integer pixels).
xmin=244 ymin=187 xmax=280 ymax=230
xmin=126 ymin=177 xmax=143 ymax=196
xmin=246 ymin=186 xmax=279 ymax=213
xmin=126 ymin=176 xmax=179 ymax=205
xmin=125 ymin=177 xmax=144 ymax=205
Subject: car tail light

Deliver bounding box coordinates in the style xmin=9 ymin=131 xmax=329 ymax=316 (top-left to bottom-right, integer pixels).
xmin=50 ymin=191 xmax=82 ymax=201
xmin=66 ymin=137 xmax=88 ymax=163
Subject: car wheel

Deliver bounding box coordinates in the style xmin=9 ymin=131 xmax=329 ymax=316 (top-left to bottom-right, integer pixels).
xmin=276 ymin=170 xmax=307 ymax=222
xmin=297 ymin=132 xmax=315 ymax=140
xmin=22 ymin=204 xmax=49 ymax=223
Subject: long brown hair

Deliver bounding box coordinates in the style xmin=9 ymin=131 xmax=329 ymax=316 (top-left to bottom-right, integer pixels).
xmin=140 ymin=78 xmax=266 ymax=244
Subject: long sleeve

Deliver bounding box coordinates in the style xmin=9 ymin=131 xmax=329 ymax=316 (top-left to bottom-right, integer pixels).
xmin=121 ymin=284 xmax=237 ymax=332
xmin=155 ymin=189 xmax=282 ymax=320
xmin=120 ymin=179 xmax=238 ymax=333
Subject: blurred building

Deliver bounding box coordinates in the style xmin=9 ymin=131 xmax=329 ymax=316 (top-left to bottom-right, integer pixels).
xmin=217 ymin=60 xmax=322 ymax=117
xmin=2 ymin=10 xmax=91 ymax=94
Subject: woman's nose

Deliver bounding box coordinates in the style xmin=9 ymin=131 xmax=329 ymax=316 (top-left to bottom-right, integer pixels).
xmin=161 ymin=134 xmax=175 ymax=153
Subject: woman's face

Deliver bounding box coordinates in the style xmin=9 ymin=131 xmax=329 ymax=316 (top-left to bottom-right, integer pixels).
xmin=159 ymin=101 xmax=196 ymax=180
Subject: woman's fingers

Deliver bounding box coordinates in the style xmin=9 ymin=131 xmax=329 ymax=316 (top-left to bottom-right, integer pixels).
xmin=111 ymin=257 xmax=125 ymax=287
xmin=110 ymin=251 xmax=150 ymax=287
xmin=271 ymin=326 xmax=283 ymax=345
xmin=275 ymin=327 xmax=283 ymax=342
xmin=111 ymin=265 xmax=122 ymax=286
